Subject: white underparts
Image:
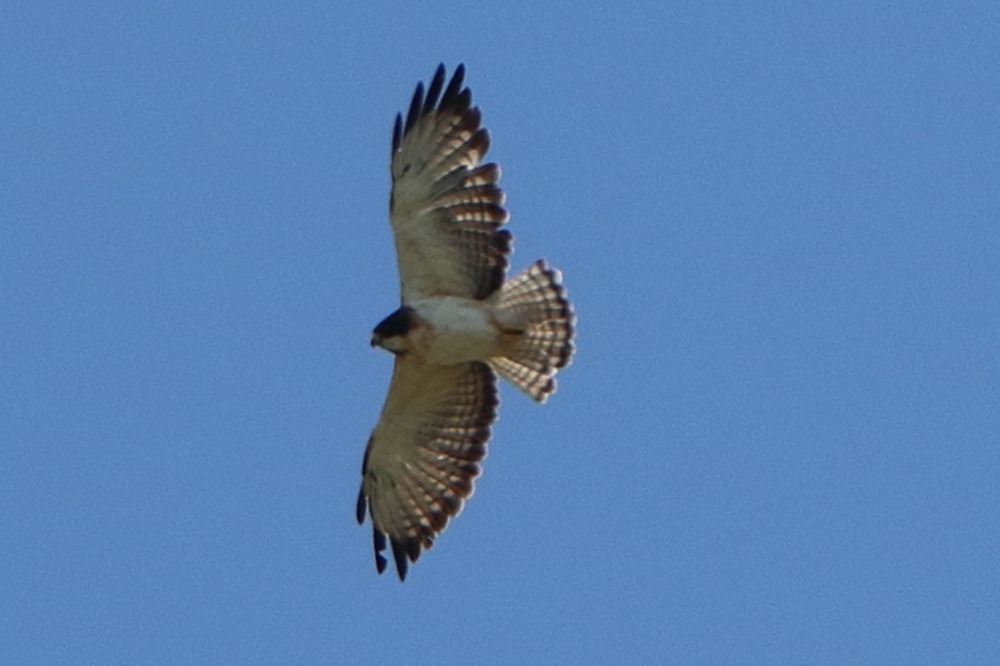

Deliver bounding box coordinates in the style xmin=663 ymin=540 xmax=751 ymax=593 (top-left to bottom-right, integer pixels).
xmin=409 ymin=296 xmax=501 ymax=364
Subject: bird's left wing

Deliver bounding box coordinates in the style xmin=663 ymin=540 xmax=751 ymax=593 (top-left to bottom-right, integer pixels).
xmin=389 ymin=64 xmax=512 ymax=303
xmin=356 ymin=358 xmax=498 ymax=580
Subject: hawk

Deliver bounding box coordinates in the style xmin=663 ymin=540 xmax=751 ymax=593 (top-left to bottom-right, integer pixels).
xmin=355 ymin=64 xmax=576 ymax=581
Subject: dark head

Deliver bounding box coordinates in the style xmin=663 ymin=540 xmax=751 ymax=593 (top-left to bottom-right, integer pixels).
xmin=371 ymin=307 xmax=416 ymax=355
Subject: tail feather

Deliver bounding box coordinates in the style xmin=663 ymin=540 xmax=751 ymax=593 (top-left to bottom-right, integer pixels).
xmin=491 ymin=259 xmax=575 ymax=402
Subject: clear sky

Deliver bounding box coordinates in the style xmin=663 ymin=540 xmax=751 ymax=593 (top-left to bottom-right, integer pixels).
xmin=3 ymin=2 xmax=998 ymax=663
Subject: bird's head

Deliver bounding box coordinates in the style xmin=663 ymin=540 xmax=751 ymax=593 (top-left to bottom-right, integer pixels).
xmin=371 ymin=306 xmax=416 ymax=356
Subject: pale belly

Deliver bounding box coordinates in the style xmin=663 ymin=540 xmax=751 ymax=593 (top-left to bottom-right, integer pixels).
xmin=410 ymin=296 xmax=500 ymax=364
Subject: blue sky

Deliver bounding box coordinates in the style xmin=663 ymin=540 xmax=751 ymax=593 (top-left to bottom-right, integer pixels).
xmin=3 ymin=2 xmax=998 ymax=663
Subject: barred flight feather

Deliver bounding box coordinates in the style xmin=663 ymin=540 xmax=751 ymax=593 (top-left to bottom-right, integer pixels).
xmin=360 ymin=65 xmax=576 ymax=582
xmin=357 ymin=360 xmax=497 ymax=580
xmin=390 ymin=65 xmax=511 ymax=303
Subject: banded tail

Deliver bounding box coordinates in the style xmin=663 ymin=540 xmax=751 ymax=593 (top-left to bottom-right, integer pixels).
xmin=491 ymin=259 xmax=575 ymax=402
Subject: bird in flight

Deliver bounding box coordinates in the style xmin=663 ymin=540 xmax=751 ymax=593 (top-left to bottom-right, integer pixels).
xmin=355 ymin=64 xmax=576 ymax=581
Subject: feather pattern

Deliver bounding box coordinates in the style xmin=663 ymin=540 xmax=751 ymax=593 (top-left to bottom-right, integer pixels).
xmin=357 ymin=360 xmax=498 ymax=581
xmin=390 ymin=64 xmax=511 ymax=303
xmin=359 ymin=65 xmax=575 ymax=582
xmin=491 ymin=260 xmax=576 ymax=402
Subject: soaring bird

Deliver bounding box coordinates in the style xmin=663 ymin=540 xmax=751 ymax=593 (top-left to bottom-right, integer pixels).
xmin=356 ymin=64 xmax=575 ymax=580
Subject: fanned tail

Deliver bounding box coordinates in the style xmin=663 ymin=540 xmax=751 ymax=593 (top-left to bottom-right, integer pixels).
xmin=491 ymin=259 xmax=575 ymax=402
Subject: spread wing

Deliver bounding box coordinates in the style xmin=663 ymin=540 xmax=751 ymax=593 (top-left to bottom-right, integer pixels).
xmin=356 ymin=359 xmax=498 ymax=581
xmin=389 ymin=64 xmax=512 ymax=303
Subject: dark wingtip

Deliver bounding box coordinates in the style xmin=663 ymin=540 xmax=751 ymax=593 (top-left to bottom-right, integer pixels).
xmin=440 ymin=64 xmax=466 ymax=109
xmin=394 ymin=64 xmax=470 ymax=154
xmin=392 ymin=113 xmax=402 ymax=153
xmin=422 ymin=63 xmax=446 ymax=115
xmin=390 ymin=538 xmax=409 ymax=581
xmin=374 ymin=528 xmax=387 ymax=574
xmin=355 ymin=485 xmax=366 ymax=525
xmin=404 ymin=81 xmax=425 ymax=134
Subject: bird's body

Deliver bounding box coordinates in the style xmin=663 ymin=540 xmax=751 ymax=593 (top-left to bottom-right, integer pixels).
xmin=356 ymin=64 xmax=575 ymax=580
xmin=385 ymin=297 xmax=501 ymax=363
